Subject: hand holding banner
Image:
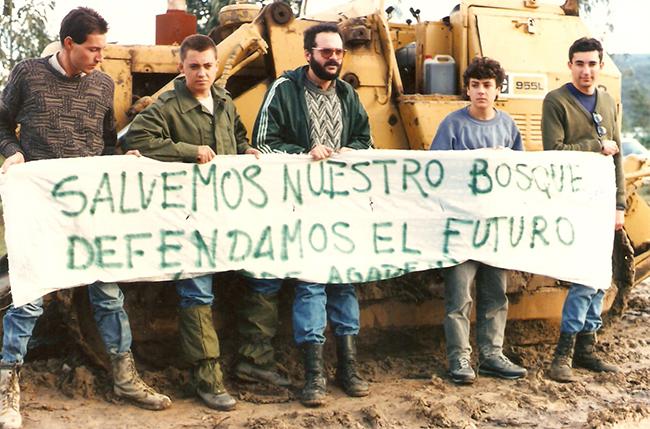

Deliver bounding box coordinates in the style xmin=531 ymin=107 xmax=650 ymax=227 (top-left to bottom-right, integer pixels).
xmin=0 ymin=149 xmax=616 ymax=306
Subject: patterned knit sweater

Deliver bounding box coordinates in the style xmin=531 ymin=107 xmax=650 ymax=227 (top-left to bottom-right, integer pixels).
xmin=0 ymin=56 xmax=116 ymax=161
xmin=304 ymin=78 xmax=342 ymax=150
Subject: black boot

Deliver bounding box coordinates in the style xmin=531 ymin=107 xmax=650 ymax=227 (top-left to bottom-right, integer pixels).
xmin=300 ymin=343 xmax=327 ymax=407
xmin=573 ymin=331 xmax=619 ymax=373
xmin=335 ymin=336 xmax=369 ymax=397
xmin=548 ymin=332 xmax=577 ymax=383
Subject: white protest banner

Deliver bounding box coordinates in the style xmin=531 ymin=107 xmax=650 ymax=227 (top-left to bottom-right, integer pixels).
xmin=0 ymin=149 xmax=616 ymax=306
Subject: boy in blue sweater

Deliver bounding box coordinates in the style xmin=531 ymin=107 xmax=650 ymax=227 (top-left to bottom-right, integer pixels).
xmin=430 ymin=57 xmax=526 ymax=384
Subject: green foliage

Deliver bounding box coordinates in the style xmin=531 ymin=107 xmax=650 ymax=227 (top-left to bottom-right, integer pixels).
xmin=638 ymin=135 xmax=650 ymax=148
xmin=210 ymin=0 xmax=231 ymax=17
xmin=0 ymin=0 xmax=55 ymax=87
xmin=186 ymin=0 xmax=219 ymax=34
xmin=611 ymin=54 xmax=650 ymax=144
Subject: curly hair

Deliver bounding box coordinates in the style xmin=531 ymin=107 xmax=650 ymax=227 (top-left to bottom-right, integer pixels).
xmin=462 ymin=56 xmax=506 ymax=90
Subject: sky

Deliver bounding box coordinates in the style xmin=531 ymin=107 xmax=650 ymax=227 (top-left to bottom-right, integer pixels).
xmin=43 ymin=0 xmax=647 ymax=54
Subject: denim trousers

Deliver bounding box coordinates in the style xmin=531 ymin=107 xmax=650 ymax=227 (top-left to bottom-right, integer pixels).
xmin=443 ymin=261 xmax=508 ymax=363
xmin=176 ymin=274 xmax=215 ymax=308
xmin=2 ymin=282 xmax=131 ymax=364
xmin=248 ymin=278 xmax=360 ymax=345
xmin=560 ymin=283 xmax=604 ymax=334
xmin=248 ymin=278 xmax=283 ymax=296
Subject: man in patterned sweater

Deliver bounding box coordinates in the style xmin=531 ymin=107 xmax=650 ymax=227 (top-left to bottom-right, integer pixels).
xmin=0 ymin=8 xmax=170 ymax=428
xmin=235 ymin=23 xmax=372 ymax=407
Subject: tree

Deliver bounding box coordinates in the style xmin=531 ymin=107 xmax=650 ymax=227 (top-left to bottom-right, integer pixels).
xmin=186 ymin=0 xmax=217 ymax=35
xmin=0 ymin=0 xmax=55 ymax=87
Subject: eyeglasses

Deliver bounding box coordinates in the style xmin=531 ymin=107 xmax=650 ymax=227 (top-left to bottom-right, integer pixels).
xmin=592 ymin=112 xmax=607 ymax=137
xmin=311 ymin=47 xmax=346 ymax=59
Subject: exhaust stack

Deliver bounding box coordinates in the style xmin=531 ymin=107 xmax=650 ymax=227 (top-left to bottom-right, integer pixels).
xmin=156 ymin=0 xmax=197 ymax=45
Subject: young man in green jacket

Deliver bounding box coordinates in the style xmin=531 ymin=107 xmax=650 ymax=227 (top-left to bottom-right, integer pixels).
xmin=235 ymin=23 xmax=372 ymax=407
xmin=125 ymin=34 xmax=259 ymax=411
xmin=542 ymin=37 xmax=623 ymax=383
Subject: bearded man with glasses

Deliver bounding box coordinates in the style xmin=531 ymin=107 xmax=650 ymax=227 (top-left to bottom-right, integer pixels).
xmin=234 ymin=22 xmax=372 ymax=407
xmin=542 ymin=37 xmax=624 ymax=383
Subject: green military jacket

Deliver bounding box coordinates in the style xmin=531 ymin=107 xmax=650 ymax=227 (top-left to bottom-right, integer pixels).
xmin=124 ymin=77 xmax=251 ymax=162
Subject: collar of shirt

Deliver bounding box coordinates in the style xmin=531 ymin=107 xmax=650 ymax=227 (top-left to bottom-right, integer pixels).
xmin=197 ymin=94 xmax=214 ymax=115
xmin=303 ymin=69 xmax=337 ymax=95
xmin=49 ymin=52 xmax=86 ymax=78
xmin=175 ymin=78 xmax=226 ymax=114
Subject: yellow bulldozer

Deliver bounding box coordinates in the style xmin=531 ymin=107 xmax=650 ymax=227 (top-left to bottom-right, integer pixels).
xmin=4 ymin=0 xmax=650 ymax=367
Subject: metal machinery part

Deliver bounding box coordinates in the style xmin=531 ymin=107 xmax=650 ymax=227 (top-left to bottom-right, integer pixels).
xmin=269 ymin=1 xmax=293 ymax=25
xmin=209 ymin=2 xmax=262 ymax=43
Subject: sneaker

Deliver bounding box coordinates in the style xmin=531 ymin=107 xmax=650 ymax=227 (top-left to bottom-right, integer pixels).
xmin=479 ymin=355 xmax=527 ymax=380
xmin=449 ymin=357 xmax=476 ymax=384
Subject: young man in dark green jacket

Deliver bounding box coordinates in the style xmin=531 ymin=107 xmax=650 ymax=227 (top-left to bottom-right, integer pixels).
xmin=125 ymin=34 xmax=259 ymax=411
xmin=542 ymin=37 xmax=623 ymax=383
xmin=235 ymin=23 xmax=372 ymax=407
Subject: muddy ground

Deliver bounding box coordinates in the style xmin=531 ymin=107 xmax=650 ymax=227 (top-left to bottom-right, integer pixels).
xmin=12 ymin=279 xmax=650 ymax=428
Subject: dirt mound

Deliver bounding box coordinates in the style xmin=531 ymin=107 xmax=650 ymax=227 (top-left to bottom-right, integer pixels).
xmin=586 ymin=402 xmax=650 ymax=429
xmin=13 ymin=280 xmax=650 ymax=428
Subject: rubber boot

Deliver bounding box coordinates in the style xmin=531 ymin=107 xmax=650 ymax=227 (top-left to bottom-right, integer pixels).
xmin=548 ymin=332 xmax=577 ymax=383
xmin=573 ymin=331 xmax=619 ymax=372
xmin=335 ymin=336 xmax=369 ymax=397
xmin=235 ymin=292 xmax=290 ymax=386
xmin=179 ymin=305 xmax=236 ymax=411
xmin=300 ymin=343 xmax=327 ymax=407
xmin=0 ymin=365 xmax=21 ymax=429
xmin=111 ymin=351 xmax=172 ymax=410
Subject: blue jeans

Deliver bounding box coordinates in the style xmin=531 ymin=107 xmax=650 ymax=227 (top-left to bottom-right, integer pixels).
xmin=248 ymin=278 xmax=282 ymax=296
xmin=443 ymin=261 xmax=508 ymax=362
xmin=293 ymin=281 xmax=360 ymax=345
xmin=175 ymin=275 xmax=214 ymax=308
xmin=246 ymin=278 xmax=360 ymax=344
xmin=2 ymin=282 xmax=132 ymax=364
xmin=560 ymin=283 xmax=604 ymax=334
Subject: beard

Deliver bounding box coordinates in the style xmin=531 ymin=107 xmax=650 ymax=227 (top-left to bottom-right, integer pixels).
xmin=309 ymin=57 xmax=342 ymax=81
